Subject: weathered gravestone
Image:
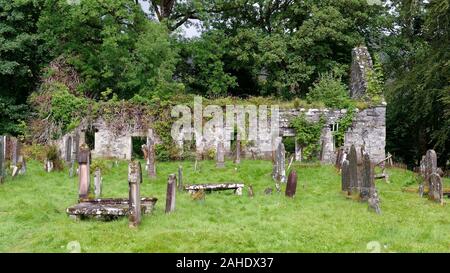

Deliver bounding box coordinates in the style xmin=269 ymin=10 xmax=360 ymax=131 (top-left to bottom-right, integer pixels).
xmin=165 ymin=174 xmax=176 ymax=213
xmin=272 ymin=141 xmax=286 ymax=184
xmin=216 ymin=141 xmax=225 ymax=168
xmin=177 ymin=165 xmax=183 ymax=191
xmin=360 ymin=152 xmax=375 ymax=201
xmin=0 ymin=136 xmax=4 ymax=183
xmin=425 ymin=149 xmax=437 ymax=190
xmin=94 ymin=168 xmax=102 ymax=198
xmin=69 ymin=134 xmax=79 ymax=177
xmin=429 ymin=173 xmax=444 ymax=204
xmin=128 ymin=161 xmax=142 ymax=227
xmin=65 ymin=136 xmax=72 ymax=163
xmin=78 ymin=145 xmax=90 ymax=199
xmin=234 ymin=140 xmax=241 ymax=164
xmin=348 ymin=144 xmax=359 ymax=194
xmin=341 ymin=159 xmax=350 ymax=192
xmin=10 ymin=138 xmax=19 ymax=167
xmin=146 ymin=135 xmax=156 ymax=178
xmin=285 ymin=170 xmax=298 ymax=198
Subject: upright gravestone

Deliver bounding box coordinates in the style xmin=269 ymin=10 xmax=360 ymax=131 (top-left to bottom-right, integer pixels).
xmin=177 ymin=165 xmax=183 ymax=191
xmin=360 ymin=152 xmax=374 ymax=201
xmin=69 ymin=134 xmax=79 ymax=177
xmin=165 ymin=174 xmax=176 ymax=213
xmin=94 ymin=168 xmax=102 ymax=198
xmin=425 ymin=149 xmax=437 ymax=191
xmin=147 ymin=136 xmax=156 ymax=178
xmin=277 ymin=142 xmax=286 ymax=183
xmin=0 ymin=136 xmax=4 ymax=183
xmin=348 ymin=144 xmax=359 ymax=194
xmin=285 ymin=170 xmax=298 ymax=198
xmin=11 ymin=138 xmax=19 ymax=167
xmin=429 ymin=173 xmax=443 ymax=204
xmin=78 ymin=145 xmax=90 ymax=199
xmin=235 ymin=140 xmax=241 ymax=164
xmin=128 ymin=161 xmax=142 ymax=227
xmin=65 ymin=136 xmax=72 ymax=163
xmin=216 ymin=141 xmax=225 ymax=168
xmin=341 ymin=159 xmax=350 ymax=192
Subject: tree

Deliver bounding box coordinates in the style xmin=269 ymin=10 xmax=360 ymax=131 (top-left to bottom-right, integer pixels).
xmin=385 ymin=0 xmax=450 ymax=168
xmin=0 ymin=0 xmax=45 ymax=135
xmin=38 ymin=0 xmax=182 ymax=100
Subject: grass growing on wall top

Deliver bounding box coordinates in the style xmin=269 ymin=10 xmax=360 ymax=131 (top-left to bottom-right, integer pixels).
xmin=0 ymin=160 xmax=449 ymax=252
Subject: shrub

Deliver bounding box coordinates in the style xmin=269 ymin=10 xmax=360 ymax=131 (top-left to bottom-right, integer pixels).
xmin=306 ymin=73 xmax=353 ymax=109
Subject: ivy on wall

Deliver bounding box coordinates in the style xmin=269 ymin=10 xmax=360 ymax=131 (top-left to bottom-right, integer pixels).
xmin=333 ymin=108 xmax=356 ymax=148
xmin=290 ymin=114 xmax=326 ymax=160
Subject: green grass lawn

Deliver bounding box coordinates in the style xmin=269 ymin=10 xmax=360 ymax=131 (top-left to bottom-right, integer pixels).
xmin=0 ymin=159 xmax=449 ymax=253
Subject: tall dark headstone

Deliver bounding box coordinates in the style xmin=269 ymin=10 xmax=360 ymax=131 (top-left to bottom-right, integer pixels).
xmin=128 ymin=161 xmax=142 ymax=227
xmin=348 ymin=144 xmax=359 ymax=193
xmin=77 ymin=145 xmax=90 ymax=199
xmin=165 ymin=174 xmax=176 ymax=213
xmin=65 ymin=136 xmax=72 ymax=163
xmin=341 ymin=159 xmax=350 ymax=192
xmin=360 ymin=152 xmax=374 ymax=201
xmin=285 ymin=170 xmax=298 ymax=198
xmin=425 ymin=149 xmax=437 ymax=191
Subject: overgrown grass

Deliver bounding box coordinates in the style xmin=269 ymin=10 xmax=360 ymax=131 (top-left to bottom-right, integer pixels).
xmin=0 ymin=160 xmax=449 ymax=253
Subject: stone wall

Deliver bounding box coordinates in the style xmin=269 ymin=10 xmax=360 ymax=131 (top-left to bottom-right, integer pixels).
xmin=56 ymin=105 xmax=386 ymax=164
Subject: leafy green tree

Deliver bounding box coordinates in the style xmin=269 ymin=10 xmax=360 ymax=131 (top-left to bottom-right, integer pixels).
xmin=0 ymin=0 xmax=45 ymax=135
xmin=385 ymin=0 xmax=450 ymax=167
xmin=306 ymin=72 xmax=352 ymax=109
xmin=38 ymin=0 xmax=181 ymax=100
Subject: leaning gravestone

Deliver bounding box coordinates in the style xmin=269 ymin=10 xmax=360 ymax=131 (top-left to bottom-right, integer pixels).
xmin=348 ymin=144 xmax=359 ymax=194
xmin=165 ymin=174 xmax=176 ymax=213
xmin=429 ymin=173 xmax=443 ymax=204
xmin=285 ymin=170 xmax=298 ymax=198
xmin=216 ymin=141 xmax=225 ymax=168
xmin=0 ymin=136 xmax=4 ymax=183
xmin=341 ymin=159 xmax=350 ymax=192
xmin=94 ymin=168 xmax=102 ymax=198
xmin=128 ymin=161 xmax=142 ymax=228
xmin=78 ymin=145 xmax=90 ymax=199
xmin=360 ymin=152 xmax=374 ymax=201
